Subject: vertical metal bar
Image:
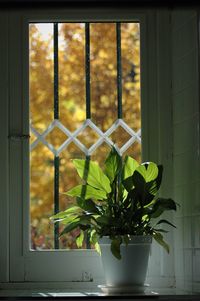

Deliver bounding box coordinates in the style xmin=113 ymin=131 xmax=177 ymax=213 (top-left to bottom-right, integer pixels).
xmin=84 ymin=155 xmax=91 ymax=249
xmin=54 ymin=22 xmax=59 ymax=249
xmin=85 ymin=24 xmax=91 ymax=249
xmin=54 ymin=23 xmax=59 ymax=120
xmin=116 ymin=22 xmax=123 ymax=119
xmin=54 ymin=156 xmax=60 ymax=249
xmin=85 ymin=23 xmax=91 ymax=119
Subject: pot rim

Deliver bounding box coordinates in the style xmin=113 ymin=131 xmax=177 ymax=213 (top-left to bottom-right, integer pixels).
xmin=99 ymin=235 xmax=152 ymax=245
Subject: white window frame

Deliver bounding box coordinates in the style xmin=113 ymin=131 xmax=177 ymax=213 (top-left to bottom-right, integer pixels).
xmin=0 ymin=7 xmax=174 ymax=289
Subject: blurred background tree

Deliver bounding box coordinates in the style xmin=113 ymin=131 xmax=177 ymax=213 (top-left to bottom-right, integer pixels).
xmin=29 ymin=22 xmax=141 ymax=250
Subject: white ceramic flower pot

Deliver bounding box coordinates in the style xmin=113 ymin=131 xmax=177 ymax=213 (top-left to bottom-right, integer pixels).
xmin=99 ymin=236 xmax=152 ymax=290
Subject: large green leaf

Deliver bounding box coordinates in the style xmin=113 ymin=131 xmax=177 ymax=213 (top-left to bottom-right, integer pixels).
xmin=122 ymin=156 xmax=139 ymax=180
xmin=131 ymin=171 xmax=155 ymax=206
xmin=66 ymin=184 xmax=107 ymax=200
xmin=136 ymin=162 xmax=158 ymax=182
xmin=144 ymin=165 xmax=163 ymax=197
xmin=73 ymin=159 xmax=111 ymax=193
xmin=150 ymin=198 xmax=177 ymax=218
xmin=104 ymin=147 xmax=122 ymax=183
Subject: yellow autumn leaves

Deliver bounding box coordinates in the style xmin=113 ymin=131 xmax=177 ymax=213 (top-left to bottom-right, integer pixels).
xmin=30 ymin=22 xmax=141 ymax=249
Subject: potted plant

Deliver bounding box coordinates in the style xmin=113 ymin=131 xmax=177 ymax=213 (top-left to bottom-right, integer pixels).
xmin=51 ymin=147 xmax=177 ymax=293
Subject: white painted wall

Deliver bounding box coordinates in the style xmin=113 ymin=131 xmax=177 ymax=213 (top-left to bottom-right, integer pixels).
xmin=171 ymin=9 xmax=200 ymax=293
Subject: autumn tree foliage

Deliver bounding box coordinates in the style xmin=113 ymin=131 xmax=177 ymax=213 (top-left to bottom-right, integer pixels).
xmin=29 ymin=22 xmax=141 ymax=250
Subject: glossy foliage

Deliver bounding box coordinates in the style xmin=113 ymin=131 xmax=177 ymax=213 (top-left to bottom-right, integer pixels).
xmin=51 ymin=147 xmax=177 ymax=259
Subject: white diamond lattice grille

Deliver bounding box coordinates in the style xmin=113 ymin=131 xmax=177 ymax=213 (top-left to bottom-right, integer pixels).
xmin=30 ymin=119 xmax=141 ymax=157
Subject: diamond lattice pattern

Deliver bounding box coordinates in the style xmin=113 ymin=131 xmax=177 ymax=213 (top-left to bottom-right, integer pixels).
xmin=30 ymin=119 xmax=141 ymax=157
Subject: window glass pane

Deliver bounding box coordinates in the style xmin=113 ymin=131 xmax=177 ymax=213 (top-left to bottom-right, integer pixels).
xmin=29 ymin=22 xmax=141 ymax=250
xmin=120 ymin=22 xmax=141 ymax=162
xmin=121 ymin=23 xmax=141 ymax=132
xmin=30 ymin=143 xmax=54 ymax=249
xmin=90 ymin=23 xmax=117 ymax=131
xmin=59 ymin=23 xmax=86 ymax=131
xmin=29 ymin=23 xmax=53 ymax=134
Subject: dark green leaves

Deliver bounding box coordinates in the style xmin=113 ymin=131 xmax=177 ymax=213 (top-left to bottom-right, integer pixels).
xmin=59 ymin=220 xmax=81 ymax=237
xmin=50 ymin=206 xmax=82 ymax=222
xmin=76 ymin=197 xmax=100 ymax=214
xmin=111 ymin=236 xmax=122 ymax=260
xmin=50 ymin=147 xmax=178 ymax=259
xmin=153 ymin=232 xmax=170 ymax=253
xmin=150 ymin=198 xmax=177 ymax=218
xmin=156 ymin=219 xmax=176 ymax=228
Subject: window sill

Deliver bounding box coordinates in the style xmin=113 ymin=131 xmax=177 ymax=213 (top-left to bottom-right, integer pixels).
xmin=0 ymin=289 xmax=199 ymax=300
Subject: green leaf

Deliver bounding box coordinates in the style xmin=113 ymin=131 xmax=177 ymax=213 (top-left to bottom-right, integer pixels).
xmin=60 ymin=215 xmax=80 ymax=225
xmin=77 ymin=197 xmax=100 ymax=214
xmin=96 ymin=216 xmax=110 ymax=225
xmin=153 ymin=232 xmax=170 ymax=253
xmin=59 ymin=214 xmax=94 ymax=237
xmin=88 ymin=230 xmax=101 ymax=254
xmin=136 ymin=162 xmax=158 ymax=182
xmin=73 ymin=159 xmax=111 ymax=193
xmin=145 ymin=165 xmax=163 ymax=196
xmin=60 ymin=220 xmax=80 ymax=237
xmin=76 ymin=230 xmax=84 ymax=248
xmin=105 ymin=146 xmax=122 ymax=183
xmin=122 ymin=156 xmax=139 ymax=180
xmin=156 ymin=219 xmax=176 ymax=228
xmin=123 ymin=235 xmax=130 ymax=246
xmin=66 ymin=184 xmax=107 ymax=200
xmin=155 ymin=165 xmax=163 ymax=191
xmin=122 ymin=175 xmax=134 ymax=192
xmin=90 ymin=229 xmax=99 ymax=245
xmin=111 ymin=237 xmax=122 ymax=260
xmin=131 ymin=171 xmax=155 ymax=206
xmin=90 ymin=229 xmax=98 ymax=243
xmin=95 ymin=242 xmax=101 ymax=255
xmin=79 ymin=215 xmax=94 ymax=226
xmin=50 ymin=206 xmax=82 ymax=220
xmin=122 ymin=187 xmax=128 ymax=200
xmin=153 ymin=228 xmax=169 ymax=233
xmin=151 ymin=198 xmax=177 ymax=218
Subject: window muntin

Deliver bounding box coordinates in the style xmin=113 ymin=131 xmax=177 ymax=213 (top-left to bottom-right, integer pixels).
xmin=29 ymin=22 xmax=141 ymax=251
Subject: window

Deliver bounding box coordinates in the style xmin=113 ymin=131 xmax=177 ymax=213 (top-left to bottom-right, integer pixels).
xmin=29 ymin=21 xmax=141 ymax=251
xmin=4 ymin=8 xmax=175 ymax=288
